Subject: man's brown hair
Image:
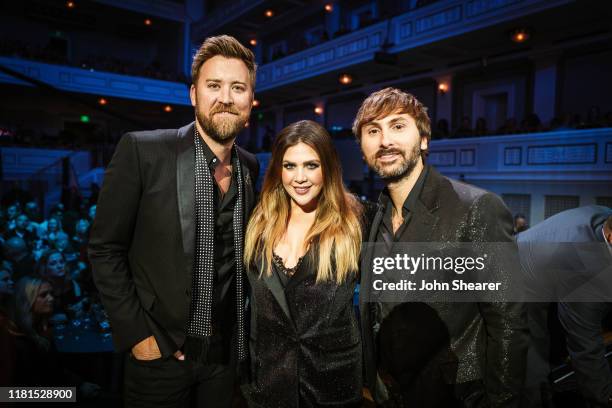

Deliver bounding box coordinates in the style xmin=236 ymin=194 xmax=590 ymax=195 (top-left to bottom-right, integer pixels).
xmin=352 ymin=87 xmax=431 ymax=147
xmin=191 ymin=35 xmax=257 ymax=87
xmin=605 ymin=215 xmax=612 ymax=234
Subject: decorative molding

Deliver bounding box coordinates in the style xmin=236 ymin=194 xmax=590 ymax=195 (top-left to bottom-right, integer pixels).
xmin=428 ymin=150 xmax=457 ymax=167
xmin=465 ymin=0 xmax=521 ymax=18
xmin=1 ymin=148 xmax=91 ymax=180
xmin=0 ymin=57 xmax=190 ymax=105
xmin=257 ymin=22 xmax=388 ymax=91
xmin=527 ymin=143 xmax=597 ymax=165
xmin=257 ymin=0 xmax=571 ymax=91
xmin=460 ymin=149 xmax=476 ymax=166
xmin=504 ymin=147 xmax=522 ymax=165
xmin=414 ymin=6 xmax=462 ymax=34
xmin=426 ymin=128 xmax=611 ymax=181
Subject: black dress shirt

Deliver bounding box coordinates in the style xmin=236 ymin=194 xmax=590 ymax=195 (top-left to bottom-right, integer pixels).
xmin=200 ymin=140 xmax=238 ymax=339
xmin=376 ymin=165 xmax=429 ymax=249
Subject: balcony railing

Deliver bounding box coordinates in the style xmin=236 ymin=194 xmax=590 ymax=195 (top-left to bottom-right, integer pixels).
xmin=0 ymin=57 xmax=190 ymax=105
xmin=256 ymin=0 xmax=572 ymax=91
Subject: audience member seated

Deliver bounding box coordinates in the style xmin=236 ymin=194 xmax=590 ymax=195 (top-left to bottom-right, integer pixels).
xmin=11 ymin=276 xmax=100 ymax=397
xmin=39 ymin=216 xmax=64 ymax=246
xmin=432 ymin=119 xmax=450 ymax=139
xmin=453 ymin=116 xmax=473 ymax=138
xmin=3 ymin=236 xmax=36 ymax=281
xmin=520 ymin=113 xmax=542 ymax=133
xmin=513 ymin=213 xmax=529 ymax=235
xmin=497 ymin=117 xmax=518 ymax=135
xmin=6 ymin=214 xmax=38 ymax=248
xmin=37 ymin=251 xmax=84 ymax=316
xmin=474 ymin=117 xmax=488 ymax=137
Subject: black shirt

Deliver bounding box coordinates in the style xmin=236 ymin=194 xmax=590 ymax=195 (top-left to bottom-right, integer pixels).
xmin=200 ymin=139 xmax=238 ymax=335
xmin=376 ymin=165 xmax=429 ymax=249
xmin=374 ymin=166 xmax=429 ymax=318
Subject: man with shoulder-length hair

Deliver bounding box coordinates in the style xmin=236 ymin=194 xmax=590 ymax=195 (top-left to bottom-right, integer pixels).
xmin=355 ymin=87 xmax=527 ymax=407
xmin=89 ymin=35 xmax=259 ymax=407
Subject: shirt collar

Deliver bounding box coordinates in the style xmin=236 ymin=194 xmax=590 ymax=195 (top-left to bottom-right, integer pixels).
xmin=379 ymin=165 xmax=429 ymax=215
xmin=196 ymin=129 xmax=236 ymax=171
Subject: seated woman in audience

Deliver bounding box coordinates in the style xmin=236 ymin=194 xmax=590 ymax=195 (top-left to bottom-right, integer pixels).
xmin=37 ymin=250 xmax=84 ymax=315
xmin=12 ymin=276 xmax=100 ymax=396
xmin=39 ymin=216 xmax=63 ymax=245
xmin=12 ymin=276 xmax=57 ymax=385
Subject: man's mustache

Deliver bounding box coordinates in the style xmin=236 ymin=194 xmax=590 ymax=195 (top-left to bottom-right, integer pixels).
xmin=375 ymin=148 xmax=404 ymax=159
xmin=210 ymin=105 xmax=240 ymax=115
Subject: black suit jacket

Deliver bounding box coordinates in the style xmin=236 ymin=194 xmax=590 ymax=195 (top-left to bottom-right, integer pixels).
xmin=244 ymin=252 xmax=362 ymax=408
xmin=518 ymin=205 xmax=612 ymax=406
xmin=360 ymin=166 xmax=528 ymax=407
xmin=89 ymin=122 xmax=259 ymax=357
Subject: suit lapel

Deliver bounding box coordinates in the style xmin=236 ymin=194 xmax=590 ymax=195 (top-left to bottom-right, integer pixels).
xmin=360 ymin=203 xmax=384 ymax=306
xmin=259 ymin=261 xmax=293 ymax=324
xmin=176 ymin=122 xmax=196 ymax=272
xmin=411 ymin=166 xmax=442 ymax=241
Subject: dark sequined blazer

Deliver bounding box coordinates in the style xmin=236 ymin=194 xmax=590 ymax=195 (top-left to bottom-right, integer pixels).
xmin=360 ymin=166 xmax=528 ymax=407
xmin=244 ymin=251 xmax=362 ymax=408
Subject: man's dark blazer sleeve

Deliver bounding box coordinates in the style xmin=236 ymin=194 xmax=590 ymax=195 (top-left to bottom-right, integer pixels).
xmin=559 ymin=301 xmax=612 ymax=407
xmin=468 ymin=193 xmax=528 ymax=407
xmin=88 ymin=133 xmax=151 ymax=352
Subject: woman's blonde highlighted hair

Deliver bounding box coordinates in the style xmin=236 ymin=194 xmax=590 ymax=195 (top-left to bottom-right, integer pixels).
xmin=244 ymin=120 xmax=362 ymax=284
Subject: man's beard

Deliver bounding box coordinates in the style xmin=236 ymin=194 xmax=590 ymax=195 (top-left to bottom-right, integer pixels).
xmin=369 ymin=144 xmax=422 ymax=182
xmin=196 ymin=105 xmax=247 ymax=144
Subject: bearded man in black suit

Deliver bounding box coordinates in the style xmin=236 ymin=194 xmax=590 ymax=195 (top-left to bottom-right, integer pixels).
xmin=89 ymin=35 xmax=259 ymax=407
xmin=355 ymin=87 xmax=528 ymax=407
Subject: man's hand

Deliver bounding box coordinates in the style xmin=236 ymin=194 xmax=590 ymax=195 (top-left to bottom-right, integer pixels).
xmin=131 ymin=335 xmax=161 ymax=360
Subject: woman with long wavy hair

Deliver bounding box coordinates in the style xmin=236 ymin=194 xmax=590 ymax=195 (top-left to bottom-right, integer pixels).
xmin=243 ymin=120 xmax=363 ymax=407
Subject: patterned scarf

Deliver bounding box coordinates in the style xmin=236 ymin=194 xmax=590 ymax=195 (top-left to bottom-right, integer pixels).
xmin=185 ymin=129 xmax=246 ymax=362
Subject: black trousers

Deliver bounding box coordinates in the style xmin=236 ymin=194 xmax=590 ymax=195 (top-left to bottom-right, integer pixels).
xmin=123 ymin=338 xmax=236 ymax=408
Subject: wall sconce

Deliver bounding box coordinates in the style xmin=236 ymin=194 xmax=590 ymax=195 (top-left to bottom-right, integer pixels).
xmin=314 ymin=106 xmax=324 ymax=115
xmin=249 ymin=39 xmax=257 ymax=46
xmin=338 ymin=73 xmax=352 ymax=85
xmin=511 ymin=28 xmax=530 ymax=43
xmin=324 ymin=4 xmax=333 ymax=13
xmin=252 ymin=99 xmax=260 ymax=107
xmin=438 ymin=83 xmax=448 ymax=94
